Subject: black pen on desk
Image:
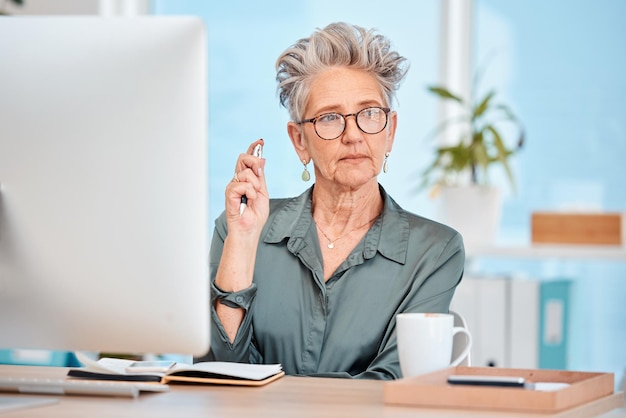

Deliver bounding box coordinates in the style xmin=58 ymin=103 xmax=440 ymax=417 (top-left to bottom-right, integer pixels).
xmin=239 ymin=144 xmax=263 ymax=216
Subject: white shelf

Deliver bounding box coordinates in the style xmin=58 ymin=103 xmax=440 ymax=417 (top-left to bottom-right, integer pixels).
xmin=466 ymin=244 xmax=626 ymax=261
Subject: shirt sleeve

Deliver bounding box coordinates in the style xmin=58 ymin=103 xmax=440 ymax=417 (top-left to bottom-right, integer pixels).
xmin=211 ymin=281 xmax=256 ymax=310
xmin=206 ymin=281 xmax=260 ymax=363
xmin=198 ymin=213 xmax=263 ymax=364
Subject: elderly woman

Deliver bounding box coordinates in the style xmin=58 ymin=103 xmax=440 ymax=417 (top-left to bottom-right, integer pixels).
xmin=204 ymin=22 xmax=465 ymax=379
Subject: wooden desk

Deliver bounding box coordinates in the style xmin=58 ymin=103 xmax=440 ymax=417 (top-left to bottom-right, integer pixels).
xmin=1 ymin=365 xmax=624 ymax=417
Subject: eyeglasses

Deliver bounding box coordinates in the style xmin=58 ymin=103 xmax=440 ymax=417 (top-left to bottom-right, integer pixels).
xmin=298 ymin=106 xmax=391 ymax=140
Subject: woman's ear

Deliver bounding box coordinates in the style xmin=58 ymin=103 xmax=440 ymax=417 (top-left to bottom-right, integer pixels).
xmin=287 ymin=121 xmax=310 ymax=161
xmin=385 ymin=110 xmax=397 ymax=154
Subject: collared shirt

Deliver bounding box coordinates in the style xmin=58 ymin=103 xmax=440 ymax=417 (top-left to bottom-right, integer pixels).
xmin=202 ymin=185 xmax=465 ymax=379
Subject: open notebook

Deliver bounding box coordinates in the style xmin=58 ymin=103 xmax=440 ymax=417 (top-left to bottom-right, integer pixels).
xmin=68 ymin=354 xmax=284 ymax=387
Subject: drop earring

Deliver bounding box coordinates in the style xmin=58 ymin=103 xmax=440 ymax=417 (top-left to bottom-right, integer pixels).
xmin=301 ymin=159 xmax=311 ymax=182
xmin=383 ymin=152 xmax=390 ymax=173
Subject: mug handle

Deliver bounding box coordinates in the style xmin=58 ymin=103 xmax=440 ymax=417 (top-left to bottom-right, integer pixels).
xmin=450 ymin=326 xmax=472 ymax=367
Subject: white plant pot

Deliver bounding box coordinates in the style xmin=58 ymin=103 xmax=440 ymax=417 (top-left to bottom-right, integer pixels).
xmin=437 ymin=186 xmax=502 ymax=250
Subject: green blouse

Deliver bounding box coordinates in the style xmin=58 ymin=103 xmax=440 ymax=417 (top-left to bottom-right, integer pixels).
xmin=202 ymin=185 xmax=465 ymax=379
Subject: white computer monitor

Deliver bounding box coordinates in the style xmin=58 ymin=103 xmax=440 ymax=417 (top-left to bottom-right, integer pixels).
xmin=0 ymin=16 xmax=210 ymax=357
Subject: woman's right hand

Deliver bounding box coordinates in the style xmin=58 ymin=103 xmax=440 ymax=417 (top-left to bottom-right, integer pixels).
xmin=225 ymin=138 xmax=269 ymax=236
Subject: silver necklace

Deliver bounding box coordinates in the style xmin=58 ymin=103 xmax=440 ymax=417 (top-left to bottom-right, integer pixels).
xmin=316 ymin=214 xmax=379 ymax=249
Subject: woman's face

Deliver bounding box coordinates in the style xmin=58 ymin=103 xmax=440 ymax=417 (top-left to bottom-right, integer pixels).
xmin=288 ymin=67 xmax=396 ymax=191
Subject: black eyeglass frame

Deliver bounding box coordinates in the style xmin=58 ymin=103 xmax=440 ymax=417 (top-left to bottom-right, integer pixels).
xmin=297 ymin=106 xmax=391 ymax=140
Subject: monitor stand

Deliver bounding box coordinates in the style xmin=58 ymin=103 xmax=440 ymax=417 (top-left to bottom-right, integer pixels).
xmin=0 ymin=395 xmax=58 ymax=413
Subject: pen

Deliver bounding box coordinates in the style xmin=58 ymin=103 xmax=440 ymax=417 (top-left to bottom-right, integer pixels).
xmin=240 ymin=144 xmax=263 ymax=216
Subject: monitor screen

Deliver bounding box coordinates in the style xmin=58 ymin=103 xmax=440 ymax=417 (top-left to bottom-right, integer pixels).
xmin=0 ymin=16 xmax=210 ymax=357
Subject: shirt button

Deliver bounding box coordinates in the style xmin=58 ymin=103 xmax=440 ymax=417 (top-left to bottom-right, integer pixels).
xmin=235 ymin=296 xmax=244 ymax=303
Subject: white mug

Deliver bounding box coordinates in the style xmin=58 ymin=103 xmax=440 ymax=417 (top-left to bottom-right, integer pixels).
xmin=396 ymin=312 xmax=472 ymax=378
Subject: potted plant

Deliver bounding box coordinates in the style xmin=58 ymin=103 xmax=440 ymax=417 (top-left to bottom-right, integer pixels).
xmin=420 ymin=63 xmax=524 ymax=248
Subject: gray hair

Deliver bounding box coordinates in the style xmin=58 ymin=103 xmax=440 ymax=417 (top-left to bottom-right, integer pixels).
xmin=275 ymin=22 xmax=409 ymax=121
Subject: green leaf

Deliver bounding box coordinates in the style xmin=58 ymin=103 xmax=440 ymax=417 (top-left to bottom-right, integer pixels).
xmin=471 ymin=133 xmax=490 ymax=170
xmin=486 ymin=125 xmax=516 ymax=191
xmin=427 ymin=86 xmax=464 ymax=104
xmin=472 ymin=91 xmax=496 ymax=119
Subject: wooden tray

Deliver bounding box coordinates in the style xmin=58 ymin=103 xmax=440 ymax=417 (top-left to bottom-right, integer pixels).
xmin=383 ymin=366 xmax=621 ymax=414
xmin=531 ymin=212 xmax=624 ymax=245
